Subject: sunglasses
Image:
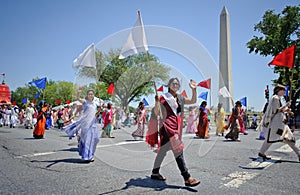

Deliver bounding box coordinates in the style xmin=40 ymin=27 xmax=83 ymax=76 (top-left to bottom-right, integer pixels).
xmin=171 ymin=82 xmax=180 ymax=86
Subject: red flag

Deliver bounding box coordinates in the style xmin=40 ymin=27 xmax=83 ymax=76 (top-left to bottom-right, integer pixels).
xmin=181 ymin=90 xmax=188 ymax=98
xmin=12 ymin=101 xmax=17 ymax=105
xmin=65 ymin=100 xmax=71 ymax=104
xmin=157 ymin=85 xmax=163 ymax=92
xmin=107 ymin=83 xmax=115 ymax=95
xmin=197 ymin=78 xmax=211 ymax=89
xmin=268 ymin=45 xmax=295 ymax=69
xmin=56 ymin=99 xmax=61 ymax=105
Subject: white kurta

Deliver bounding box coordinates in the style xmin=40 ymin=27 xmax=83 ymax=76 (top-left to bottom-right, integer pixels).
xmin=264 ymin=95 xmax=294 ymax=143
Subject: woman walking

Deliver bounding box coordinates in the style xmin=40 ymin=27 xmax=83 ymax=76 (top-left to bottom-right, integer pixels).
xmin=101 ymin=103 xmax=114 ymax=138
xmin=196 ymin=101 xmax=210 ymax=139
xmin=62 ymin=88 xmax=101 ymax=163
xmin=225 ymin=101 xmax=242 ymax=141
xmin=258 ymin=84 xmax=300 ymax=161
xmin=149 ymin=78 xmax=200 ymax=187
xmin=132 ymin=102 xmax=147 ymax=139
xmin=215 ymin=103 xmax=226 ymax=136
xmin=185 ymin=106 xmax=197 ymax=133
xmin=33 ymin=101 xmax=48 ymax=139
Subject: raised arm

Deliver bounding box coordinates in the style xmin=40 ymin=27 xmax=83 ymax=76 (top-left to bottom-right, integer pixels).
xmin=184 ymin=79 xmax=197 ymax=105
xmin=77 ymin=87 xmax=85 ymax=104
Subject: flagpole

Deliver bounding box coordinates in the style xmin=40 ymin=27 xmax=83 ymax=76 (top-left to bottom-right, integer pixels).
xmin=289 ymin=45 xmax=296 ymax=101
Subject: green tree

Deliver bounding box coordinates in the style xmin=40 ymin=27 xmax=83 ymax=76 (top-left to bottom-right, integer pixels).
xmin=98 ymin=49 xmax=170 ymax=110
xmin=247 ymin=5 xmax=300 ymax=111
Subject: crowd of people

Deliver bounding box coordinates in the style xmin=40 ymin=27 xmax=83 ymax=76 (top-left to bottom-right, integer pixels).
xmin=0 ymin=79 xmax=299 ymax=186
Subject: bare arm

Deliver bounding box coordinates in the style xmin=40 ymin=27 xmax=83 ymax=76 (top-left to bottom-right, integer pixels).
xmin=77 ymin=87 xmax=85 ymax=104
xmin=184 ymin=80 xmax=197 ymax=105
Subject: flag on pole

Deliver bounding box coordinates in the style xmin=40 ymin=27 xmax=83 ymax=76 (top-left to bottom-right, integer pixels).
xmin=219 ymin=86 xmax=231 ymax=98
xmin=284 ymin=86 xmax=289 ymax=97
xmin=268 ymin=45 xmax=296 ymax=69
xmin=119 ymin=10 xmax=148 ymax=59
xmin=197 ymin=78 xmax=211 ymax=89
xmin=29 ymin=77 xmax=47 ymax=89
xmin=181 ymin=90 xmax=188 ymax=98
xmin=142 ymin=98 xmax=149 ymax=106
xmin=72 ymin=43 xmax=96 ymax=68
xmin=240 ymin=97 xmax=247 ymax=107
xmin=107 ymin=83 xmax=115 ymax=95
xmin=157 ymin=85 xmax=164 ymax=92
xmin=22 ymin=98 xmax=28 ymax=104
xmin=198 ymin=91 xmax=208 ymax=100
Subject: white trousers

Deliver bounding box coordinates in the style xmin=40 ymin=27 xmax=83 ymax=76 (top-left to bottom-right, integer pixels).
xmin=260 ymin=140 xmax=300 ymax=157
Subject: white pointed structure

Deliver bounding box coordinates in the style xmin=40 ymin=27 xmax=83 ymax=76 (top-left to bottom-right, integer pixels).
xmin=219 ymin=6 xmax=233 ymax=112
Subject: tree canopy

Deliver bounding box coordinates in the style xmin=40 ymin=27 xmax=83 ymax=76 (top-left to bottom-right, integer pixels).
xmin=247 ymin=5 xmax=300 ymax=111
xmin=97 ymin=49 xmax=170 ymax=110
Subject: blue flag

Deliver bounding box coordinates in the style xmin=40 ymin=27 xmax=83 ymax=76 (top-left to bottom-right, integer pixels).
xmin=284 ymin=86 xmax=289 ymax=97
xmin=29 ymin=77 xmax=47 ymax=89
xmin=22 ymin=98 xmax=28 ymax=104
xmin=240 ymin=97 xmax=247 ymax=107
xmin=198 ymin=92 xmax=208 ymax=100
xmin=35 ymin=93 xmax=39 ymax=99
xmin=142 ymin=98 xmax=149 ymax=106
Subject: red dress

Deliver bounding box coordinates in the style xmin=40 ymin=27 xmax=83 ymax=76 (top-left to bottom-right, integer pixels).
xmin=196 ymin=107 xmax=210 ymax=139
xmin=33 ymin=106 xmax=47 ymax=139
xmin=146 ymin=94 xmax=184 ymax=153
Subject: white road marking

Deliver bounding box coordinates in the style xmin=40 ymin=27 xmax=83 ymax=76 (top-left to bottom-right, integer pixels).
xmin=223 ymin=171 xmax=258 ymax=188
xmin=223 ymin=139 xmax=300 ymax=188
xmin=15 ymin=151 xmax=56 ymax=159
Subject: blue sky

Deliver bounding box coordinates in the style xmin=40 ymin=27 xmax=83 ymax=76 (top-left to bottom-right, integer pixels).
xmin=0 ymin=0 xmax=298 ymax=111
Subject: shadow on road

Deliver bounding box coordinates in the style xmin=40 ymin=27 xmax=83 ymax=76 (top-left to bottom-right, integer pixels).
xmin=99 ymin=176 xmax=198 ymax=194
xmin=31 ymin=158 xmax=87 ymax=168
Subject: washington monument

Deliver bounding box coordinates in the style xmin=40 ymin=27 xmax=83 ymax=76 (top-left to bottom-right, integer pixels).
xmin=219 ymin=6 xmax=233 ymax=112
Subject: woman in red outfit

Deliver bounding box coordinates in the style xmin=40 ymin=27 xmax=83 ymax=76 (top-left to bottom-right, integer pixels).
xmin=149 ymin=78 xmax=200 ymax=187
xmin=196 ymin=101 xmax=210 ymax=139
xmin=33 ymin=101 xmax=48 ymax=139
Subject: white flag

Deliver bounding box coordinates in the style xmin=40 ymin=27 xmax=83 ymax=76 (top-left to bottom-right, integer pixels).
xmin=119 ymin=11 xmax=148 ymax=59
xmin=219 ymin=86 xmax=231 ymax=98
xmin=72 ymin=43 xmax=96 ymax=68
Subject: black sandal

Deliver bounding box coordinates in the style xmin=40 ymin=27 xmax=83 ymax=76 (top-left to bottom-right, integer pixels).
xmin=151 ymin=174 xmax=166 ymax=181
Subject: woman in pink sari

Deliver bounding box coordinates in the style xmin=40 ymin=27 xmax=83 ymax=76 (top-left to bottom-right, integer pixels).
xmin=185 ymin=106 xmax=197 ymax=133
xmin=148 ymin=78 xmax=200 ymax=187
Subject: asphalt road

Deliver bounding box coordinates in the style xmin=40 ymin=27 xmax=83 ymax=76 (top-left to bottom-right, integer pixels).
xmin=0 ymin=124 xmax=299 ymax=195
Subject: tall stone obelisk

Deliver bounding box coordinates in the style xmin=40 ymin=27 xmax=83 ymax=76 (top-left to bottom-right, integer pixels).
xmin=219 ymin=6 xmax=233 ymax=112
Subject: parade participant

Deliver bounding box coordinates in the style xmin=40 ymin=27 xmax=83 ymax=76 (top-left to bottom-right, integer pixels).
xmin=62 ymin=88 xmax=101 ymax=162
xmin=258 ymin=84 xmax=300 ymax=161
xmin=185 ymin=106 xmax=197 ymax=133
xmin=33 ymin=101 xmax=48 ymax=139
xmin=149 ymin=78 xmax=200 ymax=187
xmin=19 ymin=108 xmax=24 ymax=125
xmin=114 ymin=107 xmax=123 ymax=129
xmin=101 ymin=103 xmax=115 ymax=138
xmin=196 ymin=101 xmax=210 ymax=139
xmin=238 ymin=107 xmax=248 ymax=135
xmin=132 ymin=101 xmax=147 ymax=139
xmin=257 ymin=102 xmax=269 ymax=140
xmin=215 ymin=103 xmax=226 ymax=136
xmin=45 ymin=104 xmax=52 ymax=129
xmin=25 ymin=103 xmax=35 ymax=129
xmin=225 ymin=101 xmax=242 ymax=141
